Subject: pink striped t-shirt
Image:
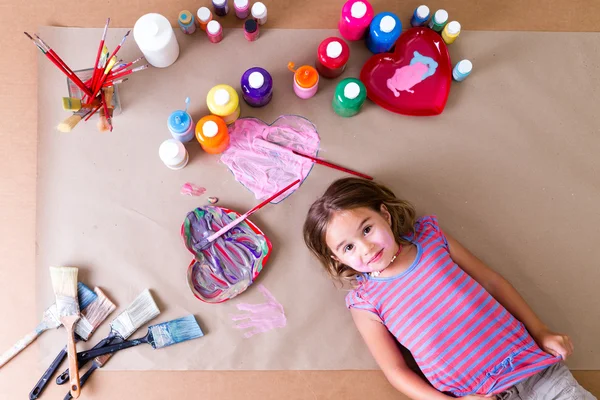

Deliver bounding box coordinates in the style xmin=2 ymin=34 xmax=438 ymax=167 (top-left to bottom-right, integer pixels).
xmin=346 ymin=216 xmax=560 ymax=396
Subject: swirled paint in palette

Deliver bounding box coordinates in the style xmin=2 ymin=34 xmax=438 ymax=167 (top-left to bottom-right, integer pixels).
xmin=181 ymin=206 xmax=272 ymax=303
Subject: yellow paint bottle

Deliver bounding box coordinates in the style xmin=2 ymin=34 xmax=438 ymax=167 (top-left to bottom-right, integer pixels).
xmin=442 ymin=21 xmax=461 ymax=45
xmin=206 ymin=84 xmax=241 ymax=125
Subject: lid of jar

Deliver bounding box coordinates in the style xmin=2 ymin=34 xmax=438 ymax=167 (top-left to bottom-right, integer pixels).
xmin=168 ymin=110 xmax=191 ymax=133
xmin=295 ymin=66 xmax=319 ymax=88
xmin=179 ymin=11 xmax=193 ymax=25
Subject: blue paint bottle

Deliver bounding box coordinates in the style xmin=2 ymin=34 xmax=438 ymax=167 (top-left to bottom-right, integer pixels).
xmin=453 ymin=60 xmax=472 ymax=82
xmin=168 ymin=97 xmax=195 ymax=143
xmin=410 ymin=5 xmax=430 ymax=27
xmin=366 ymin=12 xmax=402 ymax=54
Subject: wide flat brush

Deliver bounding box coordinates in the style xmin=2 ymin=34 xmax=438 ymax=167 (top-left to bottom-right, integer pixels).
xmin=57 ymin=109 xmax=92 ymax=132
xmin=0 ymin=283 xmax=96 ymax=369
xmin=49 ymin=267 xmax=81 ymax=398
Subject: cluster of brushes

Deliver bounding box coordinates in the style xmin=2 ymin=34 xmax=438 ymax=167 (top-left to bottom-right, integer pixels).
xmin=25 ymin=18 xmax=149 ymax=133
xmin=0 ymin=267 xmax=204 ymax=399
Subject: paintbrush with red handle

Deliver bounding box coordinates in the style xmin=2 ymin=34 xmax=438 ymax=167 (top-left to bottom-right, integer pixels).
xmin=89 ymin=18 xmax=110 ymax=96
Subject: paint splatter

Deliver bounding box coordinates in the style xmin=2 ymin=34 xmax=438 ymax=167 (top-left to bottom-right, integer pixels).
xmin=182 ymin=206 xmax=270 ymax=303
xmin=208 ymin=197 xmax=219 ymax=204
xmin=181 ymin=182 xmax=206 ymax=197
xmin=220 ymin=115 xmax=320 ymax=204
xmin=231 ymin=284 xmax=286 ymax=338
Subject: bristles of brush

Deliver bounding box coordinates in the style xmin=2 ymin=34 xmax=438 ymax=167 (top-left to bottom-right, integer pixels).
xmin=57 ymin=114 xmax=83 ymax=133
xmin=110 ymin=289 xmax=160 ymax=339
xmin=148 ymin=315 xmax=203 ymax=349
xmin=74 ymin=288 xmax=116 ymax=340
xmin=49 ymin=267 xmax=80 ymax=318
xmin=97 ymin=109 xmax=111 ymax=132
xmin=76 ymin=283 xmax=97 ymax=311
xmin=62 ymin=97 xmax=82 ymax=111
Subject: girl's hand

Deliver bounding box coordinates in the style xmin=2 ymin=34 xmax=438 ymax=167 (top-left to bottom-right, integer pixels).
xmin=534 ymin=327 xmax=574 ymax=360
xmin=459 ymin=395 xmax=497 ymax=400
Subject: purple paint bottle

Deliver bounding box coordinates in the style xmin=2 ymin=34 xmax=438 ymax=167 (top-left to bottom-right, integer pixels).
xmin=240 ymin=67 xmax=273 ymax=107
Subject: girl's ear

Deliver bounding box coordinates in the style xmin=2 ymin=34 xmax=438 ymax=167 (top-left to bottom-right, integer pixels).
xmin=380 ymin=204 xmax=392 ymax=226
xmin=330 ymin=254 xmax=340 ymax=263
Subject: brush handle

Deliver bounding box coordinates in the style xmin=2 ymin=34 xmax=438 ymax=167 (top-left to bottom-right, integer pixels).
xmin=29 ymin=345 xmax=68 ymax=400
xmin=0 ymin=324 xmax=45 ymax=368
xmin=63 ymin=318 xmax=81 ymax=399
xmin=291 ymin=150 xmax=373 ymax=180
xmin=56 ymin=334 xmax=119 ymax=385
xmin=63 ymin=361 xmax=100 ymax=400
xmin=77 ymin=337 xmax=148 ymax=363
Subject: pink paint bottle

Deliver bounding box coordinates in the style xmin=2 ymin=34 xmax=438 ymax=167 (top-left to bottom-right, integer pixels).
xmin=338 ymin=0 xmax=374 ymax=41
xmin=234 ymin=0 xmax=250 ymax=19
xmin=206 ymin=20 xmax=223 ymax=43
xmin=288 ymin=62 xmax=319 ymax=100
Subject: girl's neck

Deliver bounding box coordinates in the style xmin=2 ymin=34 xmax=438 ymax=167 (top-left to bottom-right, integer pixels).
xmin=372 ymin=242 xmax=415 ymax=278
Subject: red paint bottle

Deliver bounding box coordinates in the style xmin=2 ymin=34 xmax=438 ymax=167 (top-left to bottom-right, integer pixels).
xmin=315 ymin=37 xmax=350 ymax=79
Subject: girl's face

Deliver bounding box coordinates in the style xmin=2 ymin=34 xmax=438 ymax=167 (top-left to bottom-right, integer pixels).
xmin=325 ymin=205 xmax=399 ymax=274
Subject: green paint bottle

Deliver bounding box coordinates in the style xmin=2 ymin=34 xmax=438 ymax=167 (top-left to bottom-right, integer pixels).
xmin=332 ymin=78 xmax=367 ymax=117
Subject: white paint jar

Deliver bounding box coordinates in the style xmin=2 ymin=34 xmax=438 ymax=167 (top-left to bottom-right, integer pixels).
xmin=133 ymin=13 xmax=180 ymax=68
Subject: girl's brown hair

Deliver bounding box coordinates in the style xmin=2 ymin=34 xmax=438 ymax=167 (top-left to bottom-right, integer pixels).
xmin=303 ymin=178 xmax=416 ymax=285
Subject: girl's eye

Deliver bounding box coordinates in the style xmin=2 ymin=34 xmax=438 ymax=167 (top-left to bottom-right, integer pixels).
xmin=363 ymin=226 xmax=372 ymax=235
xmin=344 ymin=244 xmax=354 ymax=253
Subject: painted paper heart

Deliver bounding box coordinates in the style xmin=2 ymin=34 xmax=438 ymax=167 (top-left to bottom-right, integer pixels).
xmin=220 ymin=115 xmax=320 ymax=203
xmin=360 ymin=27 xmax=452 ymax=116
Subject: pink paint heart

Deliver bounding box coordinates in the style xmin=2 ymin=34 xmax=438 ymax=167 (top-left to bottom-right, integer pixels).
xmin=360 ymin=27 xmax=452 ymax=116
xmin=220 ymin=115 xmax=320 ymax=203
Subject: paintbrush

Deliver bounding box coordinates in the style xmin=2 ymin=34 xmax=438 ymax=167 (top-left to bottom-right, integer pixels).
xmin=57 ymin=289 xmax=160 ymax=394
xmin=75 ymin=315 xmax=203 ymax=363
xmin=57 ymin=109 xmax=92 ymax=132
xmin=0 ymin=283 xmax=96 ymax=369
xmin=89 ymin=18 xmax=110 ymax=95
xmin=111 ymin=56 xmax=144 ymax=73
xmin=253 ymin=138 xmax=373 ymax=180
xmin=49 ymin=267 xmax=82 ymax=399
xmin=193 ymin=179 xmax=301 ymax=251
xmin=29 ymin=288 xmax=116 ymax=400
xmin=89 ymin=56 xmax=117 ymax=101
xmin=105 ymin=64 xmax=149 ymax=83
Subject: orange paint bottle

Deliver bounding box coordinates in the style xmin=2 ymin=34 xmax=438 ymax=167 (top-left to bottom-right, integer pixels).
xmin=195 ymin=115 xmax=230 ymax=154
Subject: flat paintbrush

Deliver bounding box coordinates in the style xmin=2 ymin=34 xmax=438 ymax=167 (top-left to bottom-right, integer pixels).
xmin=0 ymin=283 xmax=96 ymax=369
xmin=75 ymin=315 xmax=203 ymax=363
xmin=29 ymin=288 xmax=116 ymax=400
xmin=56 ymin=289 xmax=160 ymax=385
xmin=49 ymin=267 xmax=82 ymax=399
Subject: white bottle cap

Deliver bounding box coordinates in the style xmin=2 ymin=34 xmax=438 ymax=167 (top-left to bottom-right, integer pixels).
xmin=207 ymin=20 xmax=221 ymax=34
xmin=214 ymin=88 xmax=230 ymax=106
xmin=248 ymin=71 xmax=265 ymax=89
xmin=380 ymin=15 xmax=396 ymax=33
xmin=446 ymin=21 xmax=461 ymax=34
xmin=234 ymin=0 xmax=248 ymax=8
xmin=457 ymin=60 xmax=472 ymax=74
xmin=434 ymin=9 xmax=448 ymax=24
xmin=416 ymin=5 xmax=429 ymax=18
xmin=351 ymin=1 xmax=367 ymax=19
xmin=197 ymin=7 xmax=211 ymax=22
xmin=213 ymin=0 xmax=226 ymax=6
xmin=252 ymin=2 xmax=266 ymax=18
xmin=326 ymin=41 xmax=343 ymax=58
xmin=344 ymin=82 xmax=361 ymax=99
xmin=202 ymin=121 xmax=219 ymax=138
xmin=159 ymin=139 xmax=187 ymax=169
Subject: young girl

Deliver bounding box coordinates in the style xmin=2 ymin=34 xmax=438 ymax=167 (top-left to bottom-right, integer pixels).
xmin=303 ymin=178 xmax=596 ymax=400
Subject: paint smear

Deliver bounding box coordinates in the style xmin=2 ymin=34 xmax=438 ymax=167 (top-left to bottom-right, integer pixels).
xmin=220 ymin=115 xmax=320 ymax=203
xmin=231 ymin=284 xmax=286 ymax=338
xmin=181 ymin=183 xmax=206 ymax=197
xmin=183 ymin=206 xmax=270 ymax=303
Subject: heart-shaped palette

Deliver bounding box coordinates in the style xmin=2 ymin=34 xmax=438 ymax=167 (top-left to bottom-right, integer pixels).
xmin=360 ymin=27 xmax=452 ymax=116
xmin=182 ymin=206 xmax=273 ymax=304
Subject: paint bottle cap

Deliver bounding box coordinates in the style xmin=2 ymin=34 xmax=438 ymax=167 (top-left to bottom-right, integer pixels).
xmin=248 ymin=71 xmax=265 ymax=89
xmin=207 ymin=20 xmax=221 ymax=34
xmin=252 ymin=2 xmax=267 ymax=17
xmin=457 ymin=60 xmax=472 ymax=74
xmin=168 ymin=110 xmax=192 ymax=133
xmin=446 ymin=21 xmax=461 ymax=34
xmin=245 ymin=19 xmax=258 ymax=33
xmin=380 ymin=15 xmax=396 ymax=33
xmin=197 ymin=7 xmax=212 ymax=22
xmin=214 ymin=89 xmax=230 ymax=106
xmin=234 ymin=0 xmax=248 ymax=8
xmin=179 ymin=11 xmax=193 ymax=24
xmin=344 ymin=82 xmax=361 ymax=99
xmin=434 ymin=9 xmax=448 ymax=24
xmin=326 ymin=41 xmax=343 ymax=58
xmin=351 ymin=1 xmax=367 ymax=19
xmin=213 ymin=0 xmax=226 ymax=6
xmin=295 ymin=65 xmax=319 ymax=88
xmin=159 ymin=139 xmax=188 ymax=169
xmin=202 ymin=120 xmax=219 ymax=137
xmin=416 ymin=5 xmax=429 ymax=18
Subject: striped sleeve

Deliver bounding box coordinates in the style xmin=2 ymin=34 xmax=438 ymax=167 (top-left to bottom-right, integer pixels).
xmin=417 ymin=215 xmax=449 ymax=250
xmin=346 ymin=290 xmax=378 ymax=315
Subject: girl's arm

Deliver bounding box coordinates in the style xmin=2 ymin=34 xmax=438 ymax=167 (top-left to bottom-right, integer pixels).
xmin=351 ymin=309 xmax=485 ymax=400
xmin=444 ymin=231 xmax=574 ymax=360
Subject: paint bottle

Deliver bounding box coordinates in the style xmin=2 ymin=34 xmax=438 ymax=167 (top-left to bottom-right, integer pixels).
xmin=207 ymin=20 xmax=223 ymax=43
xmin=332 ymin=78 xmax=367 ymax=117
xmin=212 ymin=0 xmax=229 ymax=16
xmin=338 ymin=0 xmax=374 ymax=41
xmin=428 ymin=9 xmax=448 ymax=32
xmin=178 ymin=10 xmax=197 ymax=34
xmin=453 ymin=59 xmax=472 ymax=82
xmin=366 ymin=12 xmax=402 ymax=54
xmin=234 ymin=0 xmax=250 ymax=19
xmin=251 ymin=2 xmax=268 ymax=25
xmin=288 ymin=62 xmax=319 ymax=99
xmin=133 ymin=13 xmax=180 ymax=68
xmin=206 ymin=84 xmax=241 ymax=125
xmin=195 ymin=115 xmax=230 ymax=154
xmin=197 ymin=7 xmax=213 ymax=31
xmin=168 ymin=97 xmax=195 ymax=143
xmin=442 ymin=21 xmax=461 ymax=44
xmin=244 ymin=19 xmax=260 ymax=42
xmin=410 ymin=5 xmax=430 ymax=27
xmin=159 ymin=139 xmax=189 ymax=170
xmin=315 ymin=37 xmax=350 ymax=79
xmin=241 ymin=67 xmax=273 ymax=107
